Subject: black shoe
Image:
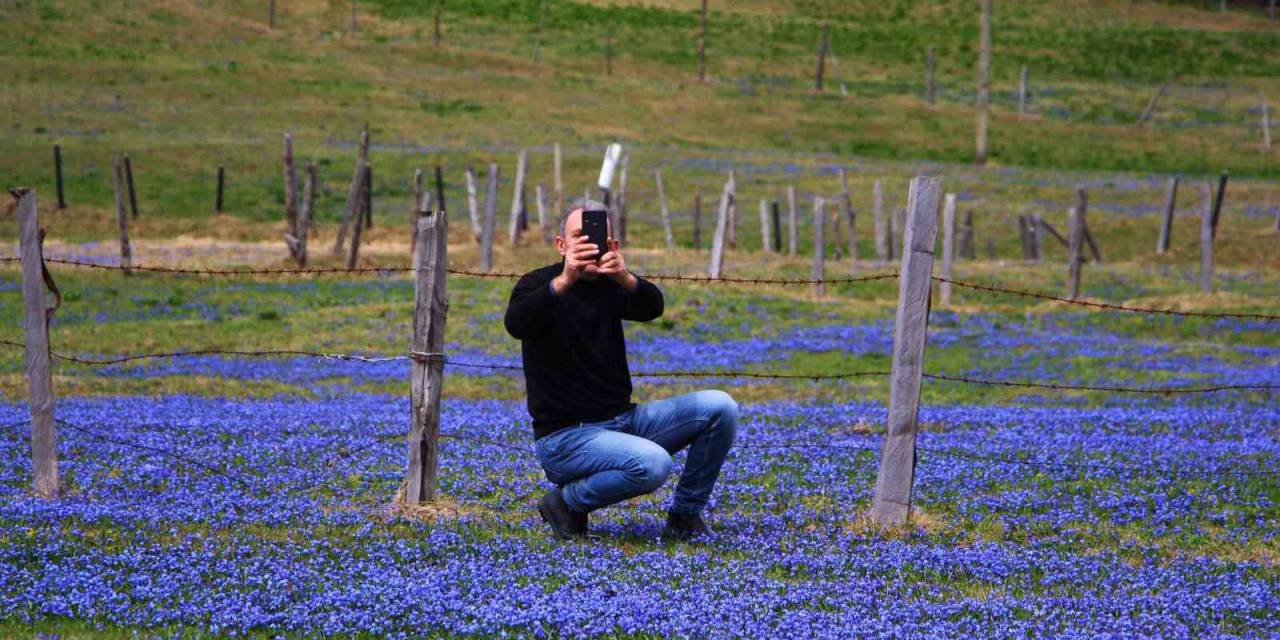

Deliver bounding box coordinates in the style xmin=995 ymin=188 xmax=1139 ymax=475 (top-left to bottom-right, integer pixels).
xmin=538 ymin=487 xmax=587 ymax=540
xmin=663 ymin=511 xmax=712 ymax=541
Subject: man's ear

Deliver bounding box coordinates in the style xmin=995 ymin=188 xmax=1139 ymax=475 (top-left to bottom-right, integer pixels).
xmin=554 ymin=235 xmax=566 ymax=255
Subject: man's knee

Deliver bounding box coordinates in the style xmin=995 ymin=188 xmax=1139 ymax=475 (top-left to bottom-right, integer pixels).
xmin=628 ymin=444 xmax=673 ymax=493
xmin=697 ymin=389 xmax=739 ymax=433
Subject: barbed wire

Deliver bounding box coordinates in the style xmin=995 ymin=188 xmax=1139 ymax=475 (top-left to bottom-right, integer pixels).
xmin=916 ymin=445 xmax=1280 ymax=478
xmin=5 ymin=340 xmax=1274 ymax=393
xmin=932 ymin=276 xmax=1280 ymax=321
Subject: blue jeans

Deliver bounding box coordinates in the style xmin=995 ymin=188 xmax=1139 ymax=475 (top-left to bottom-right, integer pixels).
xmin=534 ymin=390 xmax=739 ymax=515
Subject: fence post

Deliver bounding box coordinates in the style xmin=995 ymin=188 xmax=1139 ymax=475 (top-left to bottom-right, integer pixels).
xmin=533 ymin=183 xmax=548 ymax=244
xmin=871 ymin=176 xmax=943 ymax=527
xmin=348 ymin=165 xmax=370 ymax=269
xmin=831 ymin=192 xmax=844 ymax=260
xmin=404 ymin=205 xmax=448 ymax=505
xmin=839 ymin=169 xmax=857 ymax=269
xmin=1066 ymin=189 xmax=1088 ymax=300
xmin=113 ymin=156 xmax=133 ymax=275
xmin=508 ymin=151 xmax=527 ymax=246
xmin=873 ymin=179 xmax=887 ymax=264
xmin=890 ymin=206 xmax=903 ymax=261
xmin=940 ymin=193 xmax=956 ymax=308
xmin=975 ymin=0 xmax=992 ymax=164
xmin=1153 ymin=176 xmax=1179 ymax=254
xmin=1037 ymin=216 xmax=1068 ymax=249
xmin=1263 ymin=98 xmax=1272 ymax=150
xmin=553 ymin=142 xmax=563 ymax=220
xmin=334 ymin=126 xmax=370 ymax=255
xmin=708 ymin=174 xmax=732 ymax=278
xmin=411 ymin=169 xmax=424 ymax=256
xmin=14 ymin=189 xmax=59 ymax=499
xmin=1082 ymin=219 xmax=1102 ymax=264
xmin=959 ymin=209 xmax=975 ymax=259
xmin=924 ymin=47 xmax=935 ymax=107
xmin=697 ymin=0 xmax=708 ymax=82
xmin=268 ymin=0 xmax=275 ymax=28
xmin=481 ymin=164 xmax=499 ymax=271
xmin=215 ymin=164 xmax=225 ymax=213
xmin=433 ymin=0 xmax=442 ymax=45
xmin=465 ymin=166 xmax=482 ymax=243
xmin=787 ymin=185 xmax=798 ymax=256
xmin=814 ymin=23 xmax=829 ymax=91
xmin=1138 ymin=84 xmax=1167 ymax=125
xmin=725 ymin=171 xmax=737 ymax=250
xmin=812 ymin=196 xmax=826 ymax=296
xmin=283 ymin=133 xmax=298 ymax=259
xmin=759 ymin=199 xmax=772 ymax=253
xmin=617 ymin=153 xmax=629 ymax=246
xmin=771 ymin=201 xmax=782 ymax=257
xmin=53 ymin=145 xmax=66 ymax=209
xmin=1210 ymin=171 xmax=1228 ymax=240
xmin=1200 ymin=182 xmax=1214 ymax=294
xmin=1017 ymin=65 xmax=1028 ymax=116
xmin=693 ymin=184 xmax=702 ymax=250
xmin=655 ymin=170 xmax=675 ymax=250
xmin=296 ymin=162 xmax=314 ymax=267
xmin=124 ymin=154 xmax=139 ymax=220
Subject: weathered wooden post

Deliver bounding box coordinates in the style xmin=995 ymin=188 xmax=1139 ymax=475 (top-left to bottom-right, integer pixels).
xmin=940 ymin=193 xmax=956 ymax=308
xmin=536 ymin=184 xmax=552 ymax=245
xmin=814 ymin=23 xmax=829 ymax=91
xmin=410 ymin=169 xmax=424 ymax=256
xmin=725 ymin=171 xmax=737 ymax=250
xmin=693 ymin=184 xmax=703 ymax=250
xmin=1157 ymin=177 xmax=1179 ymax=253
xmin=348 ymin=165 xmax=370 ymax=269
xmin=831 ymin=192 xmax=845 ymax=260
xmin=924 ymin=47 xmax=935 ymax=107
xmin=1030 ymin=214 xmax=1044 ymax=260
xmin=465 ymin=166 xmax=482 ymax=243
xmin=1017 ymin=65 xmax=1028 ymax=116
xmin=334 ymin=126 xmax=370 ymax=255
xmin=697 ymin=0 xmax=708 ymax=82
xmin=533 ymin=0 xmax=546 ymax=62
xmin=553 ymin=142 xmax=564 ymax=220
xmin=124 ymin=155 xmax=139 ymax=220
xmin=403 ymin=205 xmax=448 ymax=505
xmin=1263 ymin=98 xmax=1272 ymax=150
xmin=873 ymin=179 xmax=887 ymax=264
xmin=654 ymin=170 xmax=675 ymax=250
xmin=53 ymin=145 xmax=66 ymax=209
xmin=112 ymin=156 xmax=133 ymax=275
xmin=268 ymin=0 xmax=275 ymax=28
xmin=509 ymin=151 xmax=527 ymax=246
xmin=1066 ymin=189 xmax=1088 ymax=300
xmin=890 ymin=206 xmax=903 ymax=261
xmin=870 ymin=176 xmax=943 ymax=527
xmin=1210 ymin=171 xmax=1228 ymax=240
xmin=1017 ymin=216 xmax=1031 ymax=261
xmin=975 ymin=0 xmax=992 ymax=165
xmin=605 ymin=29 xmax=613 ymax=77
xmin=708 ymin=175 xmax=731 ymax=278
xmin=481 ymin=164 xmax=499 ymax=271
xmin=1200 ymin=182 xmax=1214 ymax=294
xmin=283 ymin=133 xmax=299 ymax=258
xmin=1037 ymin=216 xmax=1068 ymax=249
xmin=296 ymin=162 xmax=315 ymax=267
xmin=433 ymin=0 xmax=442 ymax=45
xmin=1082 ymin=221 xmax=1102 ymax=263
xmin=1138 ymin=84 xmax=1167 ymax=125
xmin=959 ymin=209 xmax=975 ymax=259
xmin=771 ymin=201 xmax=782 ymax=257
xmin=14 ymin=189 xmax=59 ymax=499
xmin=839 ymin=169 xmax=857 ymax=268
xmin=787 ymin=185 xmax=798 ymax=256
xmin=364 ymin=164 xmax=375 ymax=230
xmin=617 ymin=153 xmax=629 ymax=246
xmin=759 ymin=199 xmax=772 ymax=253
xmin=812 ymin=196 xmax=826 ymax=296
xmin=215 ymin=164 xmax=225 ymax=213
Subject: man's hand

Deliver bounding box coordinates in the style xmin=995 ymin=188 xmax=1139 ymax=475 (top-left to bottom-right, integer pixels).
xmin=552 ymin=230 xmax=600 ymax=294
xmin=598 ymin=238 xmax=637 ymax=292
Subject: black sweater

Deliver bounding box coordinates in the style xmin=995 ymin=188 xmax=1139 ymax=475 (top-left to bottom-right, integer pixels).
xmin=503 ymin=262 xmax=664 ymax=439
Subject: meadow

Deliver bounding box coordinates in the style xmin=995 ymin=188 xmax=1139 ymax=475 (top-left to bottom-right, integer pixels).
xmin=1 ymin=0 xmax=1279 ymax=637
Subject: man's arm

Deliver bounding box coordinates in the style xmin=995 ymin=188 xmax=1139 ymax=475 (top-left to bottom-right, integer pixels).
xmin=621 ymin=275 xmax=663 ymax=322
xmin=504 ymin=272 xmax=557 ymax=339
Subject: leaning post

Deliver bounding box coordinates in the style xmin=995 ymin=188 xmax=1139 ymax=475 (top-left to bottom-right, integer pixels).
xmin=403 ymin=203 xmax=448 ymax=505
xmin=1157 ymin=177 xmax=1179 ymax=254
xmin=1066 ymin=189 xmax=1088 ymax=300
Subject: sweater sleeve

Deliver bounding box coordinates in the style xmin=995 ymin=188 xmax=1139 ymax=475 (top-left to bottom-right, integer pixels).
xmin=621 ymin=275 xmax=664 ymax=322
xmin=504 ymin=272 xmax=557 ymax=339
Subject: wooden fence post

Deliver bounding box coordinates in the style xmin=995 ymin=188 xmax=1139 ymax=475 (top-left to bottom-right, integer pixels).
xmin=53 ymin=145 xmax=66 ymax=209
xmin=890 ymin=206 xmax=904 ymax=261
xmin=1031 ymin=215 xmax=1045 ymax=260
xmin=605 ymin=29 xmax=613 ymax=77
xmin=1138 ymin=84 xmax=1167 ymax=125
xmin=698 ymin=0 xmax=708 ymax=82
xmin=113 ymin=156 xmax=133 ymax=275
xmin=870 ymin=175 xmax=943 ymax=527
xmin=940 ymin=193 xmax=956 ymax=308
xmin=812 ymin=196 xmax=826 ymax=296
xmin=283 ymin=133 xmax=298 ymax=258
xmin=215 ymin=164 xmax=225 ymax=213
xmin=959 ymin=209 xmax=975 ymax=259
xmin=1066 ymin=189 xmax=1088 ymax=300
xmin=1017 ymin=65 xmax=1028 ymax=116
xmin=873 ymin=179 xmax=887 ymax=264
xmin=725 ymin=171 xmax=737 ymax=250
xmin=787 ymin=185 xmax=798 ymax=256
xmin=481 ymin=164 xmax=499 ymax=271
xmin=404 ymin=205 xmax=448 ymax=505
xmin=509 ymin=151 xmax=527 ymax=245
xmin=1262 ymin=98 xmax=1272 ymax=150
xmin=1210 ymin=171 xmax=1228 ymax=240
xmin=1200 ymin=182 xmax=1214 ymax=294
xmin=617 ymin=153 xmax=629 ymax=246
xmin=839 ymin=169 xmax=857 ymax=268
xmin=533 ymin=0 xmax=546 ymax=62
xmin=465 ymin=166 xmax=482 ymax=243
xmin=15 ymin=189 xmax=59 ymax=499
xmin=124 ymin=155 xmax=139 ymax=220
xmin=693 ymin=184 xmax=702 ymax=250
xmin=1082 ymin=221 xmax=1101 ymax=263
xmin=296 ymin=162 xmax=315 ymax=267
xmin=975 ymin=0 xmax=992 ymax=165
xmin=1037 ymin=216 xmax=1068 ymax=249
xmin=1157 ymin=177 xmax=1179 ymax=253
xmin=708 ymin=174 xmax=732 ymax=278
xmin=268 ymin=0 xmax=276 ymax=28
xmin=814 ymin=23 xmax=829 ymax=91
xmin=531 ymin=183 xmax=546 ymax=244
xmin=348 ymin=165 xmax=370 ymax=269
xmin=924 ymin=46 xmax=935 ymax=107
xmin=1017 ymin=216 xmax=1030 ymax=261
xmin=334 ymin=126 xmax=370 ymax=255
xmin=553 ymin=142 xmax=563 ymax=220
xmin=654 ymin=170 xmax=675 ymax=249
xmin=411 ymin=169 xmax=424 ymax=256
xmin=771 ymin=200 xmax=782 ymax=257
xmin=831 ymin=192 xmax=844 ymax=260
xmin=759 ymin=199 xmax=772 ymax=252
xmin=433 ymin=0 xmax=442 ymax=45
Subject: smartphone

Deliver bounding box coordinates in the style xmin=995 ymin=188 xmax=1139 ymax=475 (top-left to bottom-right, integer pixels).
xmin=581 ymin=209 xmax=609 ymax=262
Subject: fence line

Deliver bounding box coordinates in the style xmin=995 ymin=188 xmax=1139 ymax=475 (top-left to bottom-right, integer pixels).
xmin=3 ymin=339 xmax=1275 ymax=394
